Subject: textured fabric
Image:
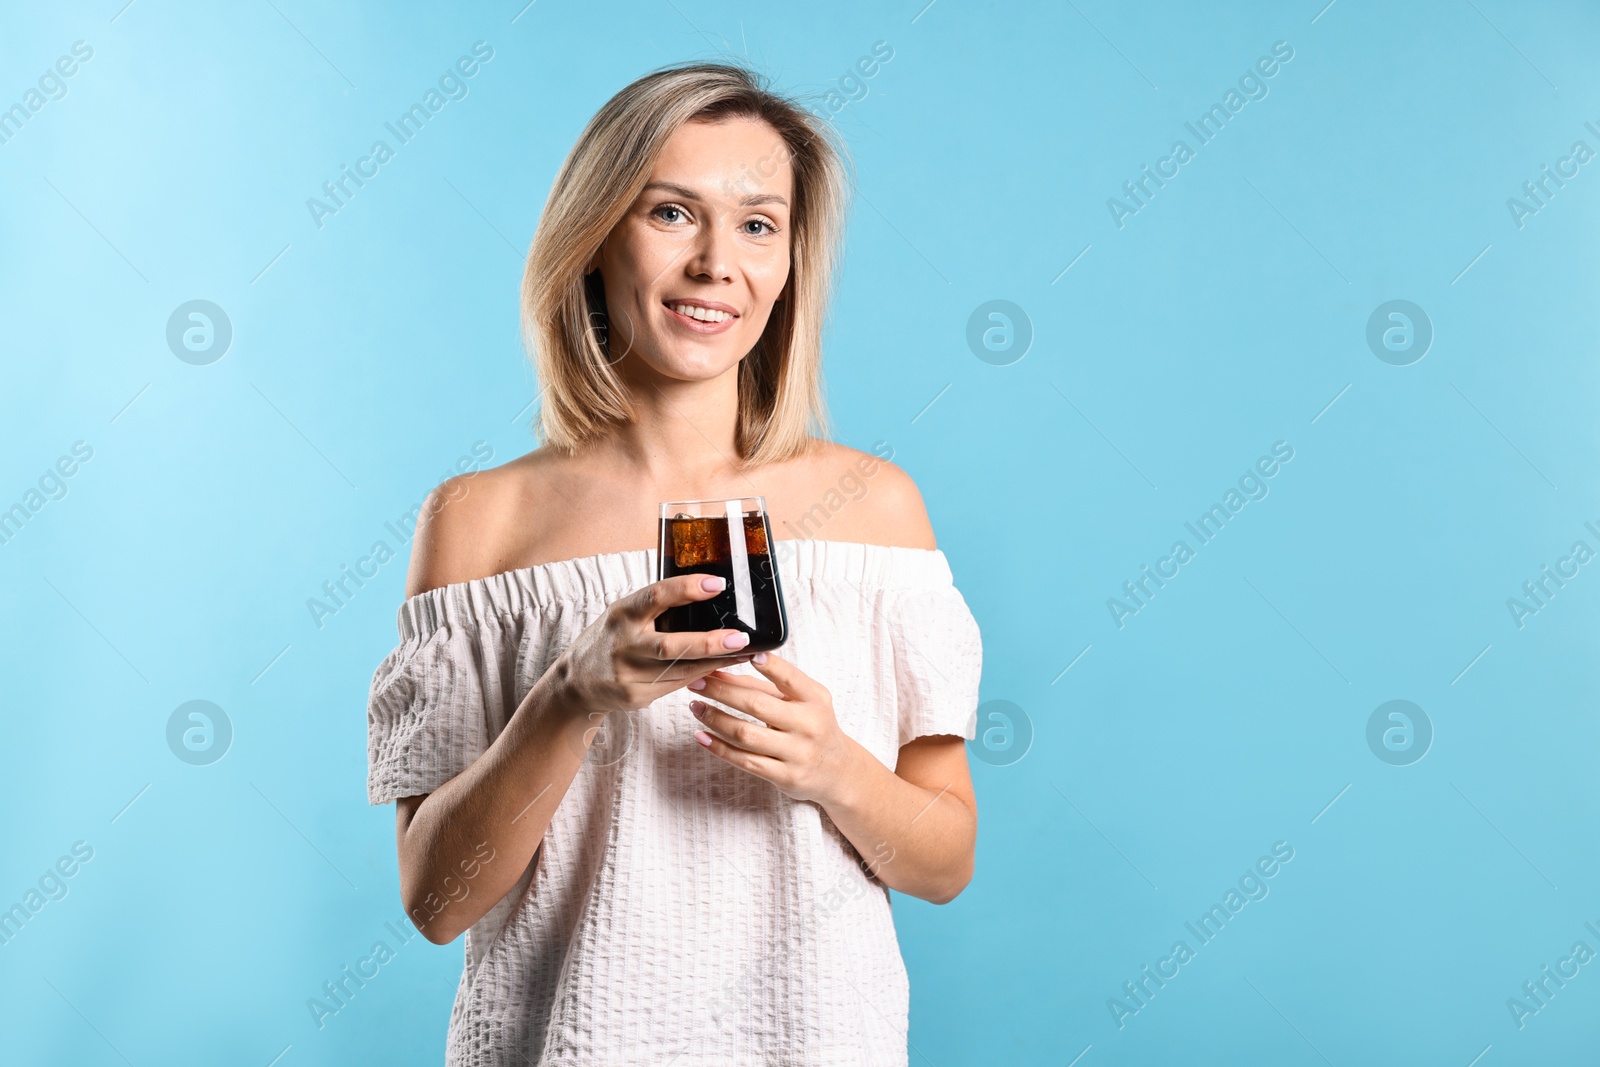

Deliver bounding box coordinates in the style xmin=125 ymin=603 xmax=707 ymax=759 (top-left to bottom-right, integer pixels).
xmin=366 ymin=539 xmax=983 ymax=1066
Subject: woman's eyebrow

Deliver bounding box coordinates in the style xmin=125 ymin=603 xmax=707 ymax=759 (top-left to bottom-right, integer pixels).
xmin=642 ymin=180 xmax=788 ymax=208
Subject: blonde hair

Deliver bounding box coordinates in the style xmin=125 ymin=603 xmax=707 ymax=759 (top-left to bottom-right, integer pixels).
xmin=520 ymin=62 xmax=851 ymax=467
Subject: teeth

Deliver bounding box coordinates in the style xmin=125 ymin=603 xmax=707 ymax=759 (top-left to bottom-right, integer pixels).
xmin=671 ymin=303 xmax=732 ymax=323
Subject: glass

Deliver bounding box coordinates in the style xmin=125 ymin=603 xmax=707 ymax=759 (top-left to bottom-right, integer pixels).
xmin=655 ymin=496 xmax=789 ymax=654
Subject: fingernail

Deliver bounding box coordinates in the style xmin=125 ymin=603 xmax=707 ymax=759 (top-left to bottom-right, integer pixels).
xmin=701 ymin=575 xmax=726 ymax=592
xmin=722 ymin=631 xmax=749 ymax=649
xmin=753 ymin=652 xmax=768 ymax=665
xmin=688 ymin=678 xmax=706 ymax=690
xmin=690 ymin=701 xmax=707 ymax=718
xmin=694 ymin=730 xmax=713 ymax=747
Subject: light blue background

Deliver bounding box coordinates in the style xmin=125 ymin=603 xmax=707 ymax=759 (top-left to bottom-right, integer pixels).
xmin=3 ymin=1 xmax=1597 ymax=1063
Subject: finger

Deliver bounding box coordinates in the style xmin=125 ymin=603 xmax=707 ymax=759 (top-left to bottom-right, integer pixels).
xmin=643 ymin=627 xmax=754 ymax=673
xmin=693 ymin=725 xmax=787 ymax=781
xmin=745 ymin=650 xmax=813 ymax=701
xmin=645 ymin=652 xmax=753 ymax=686
xmin=700 ymin=669 xmax=784 ymax=699
xmin=689 ymin=673 xmax=795 ymax=730
xmin=619 ymin=573 xmax=729 ymax=625
xmin=690 ymin=700 xmax=790 ymax=758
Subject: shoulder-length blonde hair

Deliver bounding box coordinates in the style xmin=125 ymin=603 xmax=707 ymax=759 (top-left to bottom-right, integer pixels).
xmin=521 ymin=62 xmax=851 ymax=467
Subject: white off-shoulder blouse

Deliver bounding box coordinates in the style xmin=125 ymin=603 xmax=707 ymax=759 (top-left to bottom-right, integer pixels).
xmin=366 ymin=538 xmax=984 ymax=1067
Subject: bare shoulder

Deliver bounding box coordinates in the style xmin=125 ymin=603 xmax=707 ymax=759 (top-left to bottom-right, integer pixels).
xmin=786 ymin=439 xmax=936 ymax=551
xmin=404 ymin=450 xmax=552 ymax=598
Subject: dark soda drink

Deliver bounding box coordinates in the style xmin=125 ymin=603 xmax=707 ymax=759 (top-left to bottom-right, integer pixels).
xmin=655 ymin=504 xmax=788 ymax=654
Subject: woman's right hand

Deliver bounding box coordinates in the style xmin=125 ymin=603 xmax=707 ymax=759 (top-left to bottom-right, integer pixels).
xmin=554 ymin=574 xmax=753 ymax=716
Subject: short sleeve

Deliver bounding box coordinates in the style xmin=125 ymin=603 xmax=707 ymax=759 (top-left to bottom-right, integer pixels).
xmin=366 ymin=619 xmax=496 ymax=806
xmin=887 ymin=581 xmax=984 ymax=747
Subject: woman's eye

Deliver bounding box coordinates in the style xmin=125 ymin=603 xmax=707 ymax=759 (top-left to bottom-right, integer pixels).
xmin=654 ymin=204 xmax=687 ymax=224
xmin=744 ymin=218 xmax=777 ymax=236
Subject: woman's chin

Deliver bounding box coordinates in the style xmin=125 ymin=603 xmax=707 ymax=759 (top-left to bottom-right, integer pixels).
xmin=632 ymin=346 xmax=745 ymax=383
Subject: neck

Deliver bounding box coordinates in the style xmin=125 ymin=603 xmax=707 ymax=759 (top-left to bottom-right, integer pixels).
xmin=598 ymin=355 xmax=745 ymax=487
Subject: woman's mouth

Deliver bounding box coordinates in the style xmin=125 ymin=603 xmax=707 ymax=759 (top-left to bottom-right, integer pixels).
xmin=663 ymin=301 xmax=738 ymax=334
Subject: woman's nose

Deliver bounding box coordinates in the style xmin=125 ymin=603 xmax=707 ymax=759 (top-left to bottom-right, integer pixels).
xmin=686 ymin=222 xmax=733 ymax=281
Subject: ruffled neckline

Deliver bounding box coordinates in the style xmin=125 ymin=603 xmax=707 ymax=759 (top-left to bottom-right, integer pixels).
xmin=394 ymin=539 xmax=954 ymax=639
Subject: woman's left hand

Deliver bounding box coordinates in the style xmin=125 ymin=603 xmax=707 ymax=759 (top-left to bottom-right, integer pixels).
xmin=687 ymin=651 xmax=862 ymax=807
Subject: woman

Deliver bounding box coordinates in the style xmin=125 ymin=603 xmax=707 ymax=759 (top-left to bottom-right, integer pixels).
xmin=366 ymin=60 xmax=984 ymax=1065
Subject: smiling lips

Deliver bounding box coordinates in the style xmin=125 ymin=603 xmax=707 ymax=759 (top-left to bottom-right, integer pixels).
xmin=664 ymin=300 xmax=739 ymax=333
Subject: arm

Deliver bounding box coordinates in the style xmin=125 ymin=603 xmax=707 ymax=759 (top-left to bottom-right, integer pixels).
xmin=395 ymin=658 xmax=597 ymax=946
xmin=689 ymin=660 xmax=977 ymax=905
xmin=390 ymin=478 xmax=756 ymax=944
xmin=823 ymin=733 xmax=977 ymax=903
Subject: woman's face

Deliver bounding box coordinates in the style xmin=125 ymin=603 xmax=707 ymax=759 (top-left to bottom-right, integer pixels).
xmin=592 ymin=116 xmax=794 ymax=381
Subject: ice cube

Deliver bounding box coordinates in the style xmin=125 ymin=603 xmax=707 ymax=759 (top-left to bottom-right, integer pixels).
xmin=670 ymin=516 xmax=726 ymax=567
xmin=743 ymin=513 xmax=769 ymax=555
